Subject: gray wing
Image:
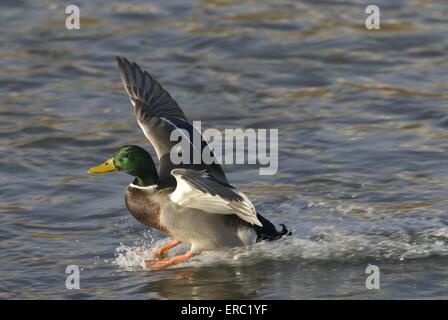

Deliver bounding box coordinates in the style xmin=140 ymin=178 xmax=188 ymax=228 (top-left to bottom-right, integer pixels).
xmin=116 ymin=56 xmax=229 ymax=187
xmin=116 ymin=56 xmax=186 ymax=120
xmin=116 ymin=56 xmax=186 ymax=158
xmin=169 ymin=169 xmax=262 ymax=226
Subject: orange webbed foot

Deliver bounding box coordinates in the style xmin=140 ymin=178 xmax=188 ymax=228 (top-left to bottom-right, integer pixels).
xmin=145 ymin=251 xmax=194 ymax=271
xmin=153 ymin=239 xmax=181 ymax=259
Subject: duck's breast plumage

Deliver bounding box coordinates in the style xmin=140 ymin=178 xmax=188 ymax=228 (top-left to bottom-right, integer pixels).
xmin=124 ymin=184 xmax=172 ymax=235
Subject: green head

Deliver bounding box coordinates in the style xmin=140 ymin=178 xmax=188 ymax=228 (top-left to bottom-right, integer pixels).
xmin=87 ymin=145 xmax=159 ymax=187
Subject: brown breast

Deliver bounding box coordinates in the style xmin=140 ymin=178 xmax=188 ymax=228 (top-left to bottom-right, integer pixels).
xmin=124 ymin=185 xmax=172 ymax=236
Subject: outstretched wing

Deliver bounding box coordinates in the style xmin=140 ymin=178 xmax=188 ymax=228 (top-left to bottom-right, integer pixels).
xmin=116 ymin=56 xmax=187 ymax=159
xmin=169 ymin=169 xmax=262 ymax=227
xmin=116 ymin=56 xmax=229 ymax=187
xmin=116 ymin=56 xmax=186 ymax=120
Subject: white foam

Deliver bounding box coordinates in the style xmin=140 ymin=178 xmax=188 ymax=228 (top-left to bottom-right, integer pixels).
xmin=113 ymin=225 xmax=448 ymax=271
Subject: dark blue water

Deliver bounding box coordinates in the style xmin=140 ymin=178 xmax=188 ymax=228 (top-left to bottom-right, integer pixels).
xmin=0 ymin=0 xmax=447 ymax=299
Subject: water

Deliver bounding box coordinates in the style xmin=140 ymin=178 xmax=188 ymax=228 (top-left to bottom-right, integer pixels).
xmin=1 ymin=0 xmax=447 ymax=299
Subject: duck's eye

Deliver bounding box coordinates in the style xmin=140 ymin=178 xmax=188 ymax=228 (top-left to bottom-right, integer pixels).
xmin=122 ymin=153 xmax=129 ymax=158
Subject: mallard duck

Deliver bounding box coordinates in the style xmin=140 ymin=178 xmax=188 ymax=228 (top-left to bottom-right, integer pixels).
xmin=87 ymin=57 xmax=289 ymax=270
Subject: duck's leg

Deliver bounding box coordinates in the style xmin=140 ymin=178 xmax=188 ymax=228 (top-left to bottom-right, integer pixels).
xmin=153 ymin=240 xmax=181 ymax=259
xmin=145 ymin=251 xmax=194 ymax=270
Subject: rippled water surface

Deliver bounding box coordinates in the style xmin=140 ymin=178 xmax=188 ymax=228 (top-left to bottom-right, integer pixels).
xmin=1 ymin=0 xmax=448 ymax=299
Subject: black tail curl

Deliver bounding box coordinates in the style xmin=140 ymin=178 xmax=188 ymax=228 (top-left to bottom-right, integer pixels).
xmin=254 ymin=213 xmax=291 ymax=242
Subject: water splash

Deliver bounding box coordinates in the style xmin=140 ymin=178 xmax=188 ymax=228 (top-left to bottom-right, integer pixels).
xmin=113 ymin=225 xmax=448 ymax=271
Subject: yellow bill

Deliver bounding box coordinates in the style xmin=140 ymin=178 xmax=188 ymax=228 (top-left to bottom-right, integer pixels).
xmin=87 ymin=157 xmax=117 ymax=174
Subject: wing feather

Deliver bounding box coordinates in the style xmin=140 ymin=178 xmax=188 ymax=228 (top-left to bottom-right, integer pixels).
xmin=169 ymin=169 xmax=262 ymax=227
xmin=116 ymin=57 xmax=230 ymax=187
xmin=116 ymin=56 xmax=187 ymax=120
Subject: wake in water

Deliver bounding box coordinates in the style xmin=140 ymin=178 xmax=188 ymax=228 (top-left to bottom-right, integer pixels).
xmin=114 ymin=224 xmax=448 ymax=271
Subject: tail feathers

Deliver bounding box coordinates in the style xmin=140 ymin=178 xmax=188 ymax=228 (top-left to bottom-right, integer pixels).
xmin=254 ymin=213 xmax=291 ymax=242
